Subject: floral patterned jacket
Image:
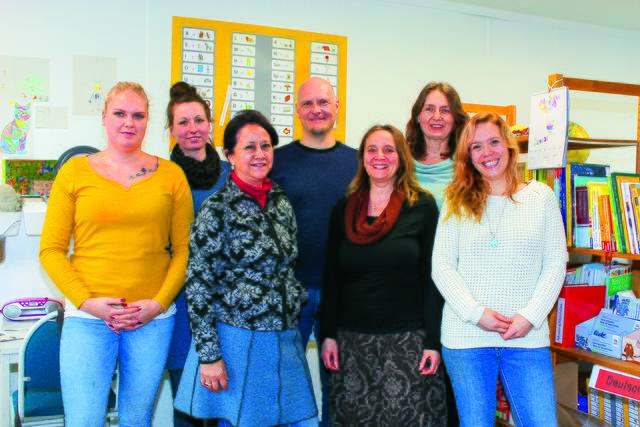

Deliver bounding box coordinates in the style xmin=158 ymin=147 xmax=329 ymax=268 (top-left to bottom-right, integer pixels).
xmin=185 ymin=176 xmax=307 ymax=363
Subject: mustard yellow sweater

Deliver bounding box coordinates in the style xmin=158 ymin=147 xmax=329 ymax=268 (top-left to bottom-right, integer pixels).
xmin=40 ymin=156 xmax=194 ymax=310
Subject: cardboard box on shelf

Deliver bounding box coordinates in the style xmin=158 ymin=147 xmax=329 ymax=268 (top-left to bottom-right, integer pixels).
xmin=575 ymin=310 xmax=640 ymax=358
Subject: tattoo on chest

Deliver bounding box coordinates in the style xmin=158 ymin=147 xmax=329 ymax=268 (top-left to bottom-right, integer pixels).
xmin=128 ymin=158 xmax=159 ymax=180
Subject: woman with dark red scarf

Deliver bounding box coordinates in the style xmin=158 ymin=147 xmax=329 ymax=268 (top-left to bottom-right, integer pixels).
xmin=175 ymin=110 xmax=317 ymax=427
xmin=320 ymin=124 xmax=446 ymax=426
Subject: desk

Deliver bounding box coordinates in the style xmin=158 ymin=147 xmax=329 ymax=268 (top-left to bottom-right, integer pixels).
xmin=0 ymin=326 xmax=31 ymax=426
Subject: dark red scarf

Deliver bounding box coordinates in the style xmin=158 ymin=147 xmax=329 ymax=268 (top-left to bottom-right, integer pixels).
xmin=231 ymin=171 xmax=272 ymax=208
xmin=345 ymin=188 xmax=405 ymax=244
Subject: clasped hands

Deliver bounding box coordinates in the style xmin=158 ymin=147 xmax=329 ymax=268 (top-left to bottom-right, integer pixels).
xmin=478 ymin=308 xmax=533 ymax=340
xmin=79 ymin=297 xmax=164 ymax=334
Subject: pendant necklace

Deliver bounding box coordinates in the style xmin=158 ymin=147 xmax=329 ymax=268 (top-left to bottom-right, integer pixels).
xmin=368 ymin=192 xmax=392 ymax=216
xmin=487 ymin=197 xmax=508 ymax=248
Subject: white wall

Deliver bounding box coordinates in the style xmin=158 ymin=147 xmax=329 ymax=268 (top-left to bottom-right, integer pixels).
xmin=1 ymin=0 xmax=639 ymax=162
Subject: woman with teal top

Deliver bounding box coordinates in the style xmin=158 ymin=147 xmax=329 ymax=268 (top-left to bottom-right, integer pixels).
xmin=405 ymin=82 xmax=468 ymax=426
xmin=406 ymin=82 xmax=468 ymax=209
xmin=167 ymin=81 xmax=231 ymax=427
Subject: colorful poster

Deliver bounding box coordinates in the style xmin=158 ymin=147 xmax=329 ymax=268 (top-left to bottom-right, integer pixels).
xmin=0 ymin=56 xmax=50 ymax=156
xmin=171 ymin=17 xmax=347 ymax=147
xmin=72 ymin=55 xmax=117 ymax=116
xmin=527 ymin=87 xmax=569 ymax=169
xmin=2 ymin=159 xmax=56 ymax=195
xmin=0 ymin=102 xmax=32 ymax=156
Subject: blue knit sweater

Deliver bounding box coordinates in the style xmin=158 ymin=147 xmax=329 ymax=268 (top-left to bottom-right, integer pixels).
xmin=270 ymin=140 xmax=358 ymax=290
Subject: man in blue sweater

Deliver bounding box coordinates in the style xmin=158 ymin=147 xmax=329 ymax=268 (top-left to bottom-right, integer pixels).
xmin=270 ymin=77 xmax=357 ymax=427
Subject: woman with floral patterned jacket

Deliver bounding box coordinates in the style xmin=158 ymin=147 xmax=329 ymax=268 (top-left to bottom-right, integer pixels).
xmin=174 ymin=110 xmax=317 ymax=427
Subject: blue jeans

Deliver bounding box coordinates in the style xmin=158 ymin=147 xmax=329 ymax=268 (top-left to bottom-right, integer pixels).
xmin=442 ymin=346 xmax=557 ymax=427
xmin=60 ymin=316 xmax=174 ymax=427
xmin=298 ymin=287 xmax=329 ymax=427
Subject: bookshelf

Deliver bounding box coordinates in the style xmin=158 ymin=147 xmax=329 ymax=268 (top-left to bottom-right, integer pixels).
xmin=545 ymin=74 xmax=640 ymax=418
xmin=567 ymin=246 xmax=640 ymax=261
xmin=462 ymin=102 xmax=516 ymax=126
xmin=546 ymin=74 xmax=640 ymax=171
xmin=517 ymin=135 xmax=639 ymax=154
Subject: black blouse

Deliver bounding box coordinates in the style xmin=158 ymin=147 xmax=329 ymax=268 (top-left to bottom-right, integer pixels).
xmin=320 ymin=192 xmax=444 ymax=350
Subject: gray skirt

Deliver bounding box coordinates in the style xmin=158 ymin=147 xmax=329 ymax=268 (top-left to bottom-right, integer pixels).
xmin=331 ymin=329 xmax=447 ymax=427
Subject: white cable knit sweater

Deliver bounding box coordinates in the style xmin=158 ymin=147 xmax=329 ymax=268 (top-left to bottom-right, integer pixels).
xmin=432 ymin=180 xmax=567 ymax=349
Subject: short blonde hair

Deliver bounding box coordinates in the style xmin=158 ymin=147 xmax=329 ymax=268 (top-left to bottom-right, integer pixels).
xmin=103 ymin=82 xmax=149 ymax=114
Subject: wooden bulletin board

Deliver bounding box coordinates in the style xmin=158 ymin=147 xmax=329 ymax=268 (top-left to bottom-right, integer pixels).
xmin=171 ymin=16 xmax=348 ymax=148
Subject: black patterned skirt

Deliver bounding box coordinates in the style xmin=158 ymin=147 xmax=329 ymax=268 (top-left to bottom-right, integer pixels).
xmin=331 ymin=329 xmax=447 ymax=427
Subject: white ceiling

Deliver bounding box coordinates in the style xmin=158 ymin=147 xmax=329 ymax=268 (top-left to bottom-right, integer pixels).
xmin=442 ymin=0 xmax=640 ymax=32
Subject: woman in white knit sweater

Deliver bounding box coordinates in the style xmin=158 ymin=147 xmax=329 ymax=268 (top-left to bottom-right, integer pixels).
xmin=432 ymin=112 xmax=567 ymax=427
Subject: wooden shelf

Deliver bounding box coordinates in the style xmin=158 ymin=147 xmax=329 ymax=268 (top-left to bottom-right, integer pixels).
xmin=567 ymin=246 xmax=640 ymax=261
xmin=551 ymin=345 xmax=640 ymax=377
xmin=516 ymin=136 xmax=639 ymax=154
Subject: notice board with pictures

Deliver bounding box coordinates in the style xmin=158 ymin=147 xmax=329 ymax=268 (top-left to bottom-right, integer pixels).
xmin=171 ymin=16 xmax=348 ymax=148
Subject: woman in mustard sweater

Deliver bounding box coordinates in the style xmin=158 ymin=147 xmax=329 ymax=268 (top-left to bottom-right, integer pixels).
xmin=40 ymin=82 xmax=193 ymax=427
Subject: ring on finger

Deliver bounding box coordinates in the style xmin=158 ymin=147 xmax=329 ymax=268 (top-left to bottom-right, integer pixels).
xmin=204 ymin=382 xmax=212 ymax=386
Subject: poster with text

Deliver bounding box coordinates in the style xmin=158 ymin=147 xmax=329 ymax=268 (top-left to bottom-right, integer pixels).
xmin=171 ymin=17 xmax=347 ymax=148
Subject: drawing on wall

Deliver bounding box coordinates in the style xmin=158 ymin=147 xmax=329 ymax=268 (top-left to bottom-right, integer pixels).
xmin=527 ymin=87 xmax=569 ymax=169
xmin=1 ymin=102 xmax=32 ymax=156
xmin=0 ymin=56 xmax=50 ymax=156
xmin=72 ymin=55 xmax=117 ymax=116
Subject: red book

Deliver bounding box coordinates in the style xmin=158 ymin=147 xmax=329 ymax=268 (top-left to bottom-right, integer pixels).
xmin=554 ymin=284 xmax=606 ymax=347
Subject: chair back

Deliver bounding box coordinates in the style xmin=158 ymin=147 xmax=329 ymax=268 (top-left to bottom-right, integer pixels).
xmin=15 ymin=310 xmax=64 ymax=424
xmin=21 ymin=311 xmax=62 ymax=390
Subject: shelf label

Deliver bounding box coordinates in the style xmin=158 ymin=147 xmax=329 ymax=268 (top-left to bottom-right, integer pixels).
xmin=590 ymin=365 xmax=640 ymax=401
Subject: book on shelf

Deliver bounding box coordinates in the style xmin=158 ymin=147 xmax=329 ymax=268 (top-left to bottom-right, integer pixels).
xmin=611 ymin=173 xmax=640 ymax=254
xmin=565 ymin=164 xmax=611 ymax=247
xmin=574 ymin=176 xmax=610 ymax=250
xmin=589 ymin=181 xmax=614 ymax=251
xmin=565 ymin=262 xmax=632 ymax=309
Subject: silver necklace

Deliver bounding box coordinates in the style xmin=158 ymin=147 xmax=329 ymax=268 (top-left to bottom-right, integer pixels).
xmin=368 ymin=191 xmax=392 ymax=216
xmin=487 ymin=197 xmax=508 ymax=248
